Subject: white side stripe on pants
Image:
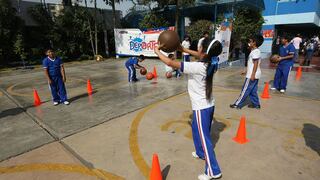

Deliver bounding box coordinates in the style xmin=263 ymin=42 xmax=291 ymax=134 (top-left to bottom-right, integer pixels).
xmin=196 ymin=110 xmax=213 ymax=176
xmin=235 ymin=78 xmax=250 ymax=105
xmin=287 ymin=66 xmax=292 ymax=87
xmin=129 ymin=66 xmax=134 ymax=82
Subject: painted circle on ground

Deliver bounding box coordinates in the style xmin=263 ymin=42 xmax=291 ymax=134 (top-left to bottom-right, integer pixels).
xmin=128 ymin=92 xmax=232 ymax=178
xmin=0 ymin=163 xmax=124 ymax=179
xmin=6 ymin=78 xmax=86 ymax=97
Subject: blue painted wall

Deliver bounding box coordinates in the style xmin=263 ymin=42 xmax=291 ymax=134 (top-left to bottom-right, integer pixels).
xmin=263 ymin=0 xmax=320 ymax=16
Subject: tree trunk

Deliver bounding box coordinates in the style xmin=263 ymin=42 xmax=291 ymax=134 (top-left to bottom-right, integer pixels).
xmin=104 ymin=30 xmax=109 ymax=57
xmin=94 ymin=0 xmax=98 ymax=55
xmin=111 ymin=0 xmax=117 ymax=29
xmin=84 ymin=0 xmax=96 ymax=56
xmin=174 ymin=0 xmax=179 ymax=33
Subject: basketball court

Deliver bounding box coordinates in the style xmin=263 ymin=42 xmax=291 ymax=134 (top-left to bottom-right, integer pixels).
xmin=0 ymin=59 xmax=319 ymax=180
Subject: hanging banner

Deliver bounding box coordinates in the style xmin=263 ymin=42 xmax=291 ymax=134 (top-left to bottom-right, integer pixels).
xmin=262 ymin=29 xmax=274 ymax=39
xmin=114 ymin=27 xmax=175 ymax=57
xmin=214 ymin=22 xmax=232 ymax=64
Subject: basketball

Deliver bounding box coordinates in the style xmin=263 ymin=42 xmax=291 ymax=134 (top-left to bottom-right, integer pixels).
xmin=158 ymin=30 xmax=180 ymax=52
xmin=165 ymin=71 xmax=172 ymax=78
xmin=140 ymin=68 xmax=147 ymax=75
xmin=270 ymin=54 xmax=280 ymax=63
xmin=146 ymin=72 xmax=154 ymax=80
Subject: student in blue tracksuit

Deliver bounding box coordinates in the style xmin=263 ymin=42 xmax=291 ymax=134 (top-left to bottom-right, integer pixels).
xmin=230 ymin=35 xmax=264 ymax=109
xmin=155 ymin=39 xmax=223 ymax=180
xmin=125 ymin=55 xmax=145 ymax=82
xmin=271 ymin=35 xmax=295 ymax=93
xmin=43 ymin=49 xmax=69 ymax=106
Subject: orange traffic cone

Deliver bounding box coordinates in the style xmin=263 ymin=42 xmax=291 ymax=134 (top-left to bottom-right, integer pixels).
xmin=87 ymin=79 xmax=93 ymax=95
xmin=295 ymin=66 xmax=302 ymax=80
xmin=233 ymin=115 xmax=249 ymax=144
xmin=33 ymin=89 xmax=42 ymax=106
xmin=153 ymin=66 xmax=158 ymax=78
xmin=149 ymin=154 xmax=162 ymax=180
xmin=261 ymin=82 xmax=271 ymax=99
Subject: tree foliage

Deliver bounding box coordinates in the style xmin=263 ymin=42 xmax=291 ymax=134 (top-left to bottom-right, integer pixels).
xmin=14 ymin=34 xmax=27 ymax=62
xmin=232 ymin=8 xmax=264 ymax=42
xmin=29 ymin=5 xmax=97 ymax=59
xmin=186 ymin=20 xmax=214 ymax=42
xmin=103 ymin=0 xmax=123 ymax=28
xmin=139 ymin=12 xmax=169 ymax=29
xmin=0 ymin=0 xmax=23 ymax=65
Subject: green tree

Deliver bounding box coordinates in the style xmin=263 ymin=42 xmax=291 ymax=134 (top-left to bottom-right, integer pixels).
xmin=103 ymin=0 xmax=122 ymax=28
xmin=29 ymin=5 xmax=97 ymax=59
xmin=186 ymin=20 xmax=214 ymax=42
xmin=139 ymin=12 xmax=169 ymax=29
xmin=28 ymin=5 xmax=54 ymax=47
xmin=14 ymin=33 xmax=27 ymax=67
xmin=53 ymin=5 xmax=96 ymax=58
xmin=145 ymin=0 xmax=219 ymax=32
xmin=232 ymin=8 xmax=264 ymax=42
xmin=138 ymin=0 xmax=194 ymax=32
xmin=0 ymin=0 xmax=23 ymax=65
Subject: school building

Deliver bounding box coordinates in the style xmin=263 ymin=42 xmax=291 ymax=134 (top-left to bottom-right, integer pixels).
xmin=261 ymin=0 xmax=320 ymax=55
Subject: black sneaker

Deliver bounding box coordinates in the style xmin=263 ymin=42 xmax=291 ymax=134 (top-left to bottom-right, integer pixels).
xmin=248 ymin=104 xmax=261 ymax=109
xmin=230 ymin=104 xmax=241 ymax=109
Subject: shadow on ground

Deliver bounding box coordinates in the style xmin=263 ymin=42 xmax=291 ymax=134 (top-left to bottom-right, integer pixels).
xmin=302 ymin=123 xmax=320 ymax=156
xmin=0 ymin=102 xmax=46 ymax=119
xmin=0 ymin=108 xmax=24 ymax=119
xmin=211 ymin=118 xmax=227 ymax=148
xmin=162 ymin=165 xmax=171 ymax=180
xmin=68 ymin=90 xmax=98 ymax=103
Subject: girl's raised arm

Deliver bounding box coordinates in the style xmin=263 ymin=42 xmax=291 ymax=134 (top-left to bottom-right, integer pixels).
xmin=154 ymin=46 xmax=181 ymax=69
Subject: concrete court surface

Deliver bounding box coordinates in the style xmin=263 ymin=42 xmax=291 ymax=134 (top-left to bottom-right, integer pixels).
xmin=0 ymin=58 xmax=319 ymax=180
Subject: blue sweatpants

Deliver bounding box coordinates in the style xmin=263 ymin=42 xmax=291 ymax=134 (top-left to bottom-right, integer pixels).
xmin=126 ymin=65 xmax=137 ymax=82
xmin=192 ymin=106 xmax=221 ymax=176
xmin=174 ymin=69 xmax=181 ymax=77
xmin=183 ymin=55 xmax=190 ymax=62
xmin=234 ymin=78 xmax=260 ymax=107
xmin=273 ymin=64 xmax=292 ymax=90
xmin=49 ymin=76 xmax=67 ymax=102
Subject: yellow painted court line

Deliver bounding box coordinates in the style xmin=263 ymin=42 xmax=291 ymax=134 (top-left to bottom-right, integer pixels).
xmin=7 ymin=83 xmax=31 ymax=97
xmin=128 ymin=92 xmax=238 ymax=179
xmin=129 ymin=93 xmax=187 ymax=179
xmin=154 ymin=91 xmax=317 ymax=140
xmin=0 ymin=163 xmax=124 ymax=180
xmin=6 ymin=78 xmax=86 ymax=97
xmin=129 ymin=104 xmax=155 ymax=178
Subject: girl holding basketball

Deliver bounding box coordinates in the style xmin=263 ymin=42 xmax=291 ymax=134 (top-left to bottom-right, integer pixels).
xmin=155 ymin=39 xmax=222 ymax=180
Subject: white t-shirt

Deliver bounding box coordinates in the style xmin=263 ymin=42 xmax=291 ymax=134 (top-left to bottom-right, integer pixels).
xmin=313 ymin=36 xmax=319 ymax=43
xmin=182 ymin=40 xmax=191 ymax=55
xmin=197 ymin=37 xmax=205 ymax=51
xmin=291 ymin=37 xmax=302 ymax=49
xmin=246 ymin=48 xmax=261 ymax=79
xmin=182 ymin=62 xmax=214 ymax=110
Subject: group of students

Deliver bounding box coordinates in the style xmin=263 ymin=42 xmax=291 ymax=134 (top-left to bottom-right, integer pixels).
xmin=42 ymin=31 xmax=295 ymax=179
xmin=124 ymin=35 xmax=196 ymax=82
xmin=276 ymin=34 xmax=318 ymax=67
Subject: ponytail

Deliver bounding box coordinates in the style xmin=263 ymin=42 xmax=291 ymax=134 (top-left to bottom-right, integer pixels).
xmin=202 ymin=40 xmax=223 ymax=100
xmin=205 ymin=57 xmax=219 ymax=100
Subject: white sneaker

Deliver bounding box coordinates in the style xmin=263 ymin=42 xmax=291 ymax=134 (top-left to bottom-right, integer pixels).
xmin=63 ymin=101 xmax=70 ymax=105
xmin=280 ymin=89 xmax=285 ymax=93
xmin=198 ymin=173 xmax=222 ymax=180
xmin=270 ymin=87 xmax=276 ymax=90
xmin=53 ymin=102 xmax=59 ymax=106
xmin=192 ymin=152 xmax=200 ymax=159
